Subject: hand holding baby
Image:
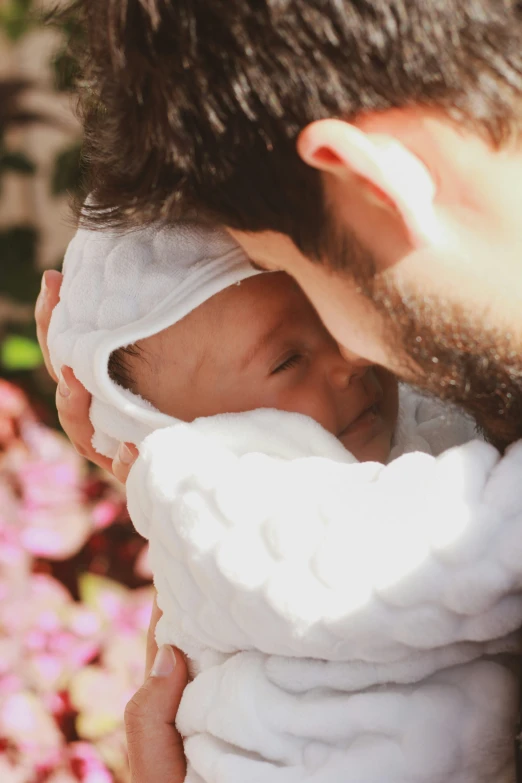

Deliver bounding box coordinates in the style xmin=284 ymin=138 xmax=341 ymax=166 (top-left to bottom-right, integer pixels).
xmin=35 ymin=271 xmax=188 ymax=783
xmin=125 ymin=599 xmax=188 ymax=783
xmin=36 ymin=269 xmax=137 ymax=480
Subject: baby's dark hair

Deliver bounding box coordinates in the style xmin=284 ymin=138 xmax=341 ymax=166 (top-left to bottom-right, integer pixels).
xmin=107 ymin=344 xmax=143 ymax=394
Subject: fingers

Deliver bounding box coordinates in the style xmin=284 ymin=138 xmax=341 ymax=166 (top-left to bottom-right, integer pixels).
xmin=35 ymin=270 xmax=63 ymax=382
xmin=145 ymin=595 xmax=162 ymax=678
xmin=36 ymin=272 xmax=139 ymax=481
xmin=112 ymin=442 xmax=139 ymax=484
xmin=125 ymin=646 xmax=189 ymax=783
xmin=56 ymin=366 xmax=114 ymax=473
xmin=36 ymin=268 xmax=139 ymax=480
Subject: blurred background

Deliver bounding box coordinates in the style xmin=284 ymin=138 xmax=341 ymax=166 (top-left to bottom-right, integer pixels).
xmin=0 ymin=2 xmax=153 ymax=781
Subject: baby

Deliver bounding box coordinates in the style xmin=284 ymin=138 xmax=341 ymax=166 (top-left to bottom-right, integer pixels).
xmin=108 ymin=270 xmax=399 ymax=464
xmin=49 ymin=220 xmax=522 ymax=783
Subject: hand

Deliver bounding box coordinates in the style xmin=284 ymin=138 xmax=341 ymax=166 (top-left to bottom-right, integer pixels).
xmin=125 ymin=598 xmax=189 ymax=782
xmin=37 ymin=272 xmax=189 ymax=777
xmin=35 ymin=268 xmax=61 ymax=383
xmin=35 ymin=270 xmax=138 ymax=480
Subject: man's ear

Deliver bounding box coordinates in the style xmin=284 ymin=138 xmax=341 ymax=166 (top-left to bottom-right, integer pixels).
xmin=297 ymin=119 xmax=443 ymax=247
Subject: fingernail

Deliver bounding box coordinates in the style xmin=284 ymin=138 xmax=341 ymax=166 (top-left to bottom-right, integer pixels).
xmin=35 ymin=275 xmax=48 ymax=318
xmin=57 ymin=371 xmax=70 ymax=398
xmin=118 ymin=442 xmax=134 ymax=465
xmin=150 ymin=645 xmax=176 ymax=678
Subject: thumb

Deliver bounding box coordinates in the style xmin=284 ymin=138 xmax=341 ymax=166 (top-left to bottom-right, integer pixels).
xmin=125 ymin=646 xmax=188 ymax=783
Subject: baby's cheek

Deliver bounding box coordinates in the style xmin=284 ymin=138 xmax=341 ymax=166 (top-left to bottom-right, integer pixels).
xmin=275 ymin=387 xmax=337 ymax=436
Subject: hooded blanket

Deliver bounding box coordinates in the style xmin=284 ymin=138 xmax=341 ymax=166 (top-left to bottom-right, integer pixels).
xmin=126 ymin=402 xmax=521 ymax=783
xmin=48 ymin=220 xmax=521 ymax=783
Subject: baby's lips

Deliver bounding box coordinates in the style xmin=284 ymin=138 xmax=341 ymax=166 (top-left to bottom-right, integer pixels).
xmin=339 ymin=382 xmax=383 ymax=436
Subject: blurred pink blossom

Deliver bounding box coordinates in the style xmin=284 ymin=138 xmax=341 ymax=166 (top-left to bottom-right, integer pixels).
xmin=0 ymin=380 xmax=150 ymax=781
xmin=5 ymin=422 xmax=93 ymax=559
xmin=0 ymin=691 xmax=64 ymax=772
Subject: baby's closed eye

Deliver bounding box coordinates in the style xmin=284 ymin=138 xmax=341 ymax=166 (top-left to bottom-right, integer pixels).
xmin=271 ymin=354 xmax=304 ymax=374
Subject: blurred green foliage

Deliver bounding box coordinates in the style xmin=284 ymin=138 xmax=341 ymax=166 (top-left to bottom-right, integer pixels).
xmin=2 ymin=334 xmax=42 ymax=370
xmin=0 ymin=226 xmax=38 ymax=303
xmin=0 ymin=0 xmax=34 ymax=42
xmin=52 ymin=142 xmax=83 ymax=195
xmin=0 ymin=149 xmax=35 ymax=176
xmin=0 ymin=4 xmax=83 ymax=408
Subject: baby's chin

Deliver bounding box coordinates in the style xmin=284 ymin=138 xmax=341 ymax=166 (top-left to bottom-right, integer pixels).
xmin=340 ymin=422 xmax=393 ymax=464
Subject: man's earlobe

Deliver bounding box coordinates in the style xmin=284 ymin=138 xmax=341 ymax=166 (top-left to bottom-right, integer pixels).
xmin=297 ymin=119 xmax=443 ymax=247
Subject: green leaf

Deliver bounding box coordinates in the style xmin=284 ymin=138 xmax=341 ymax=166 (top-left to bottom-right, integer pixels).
xmin=0 ymin=0 xmax=34 ymax=41
xmin=0 ymin=225 xmax=39 ymax=304
xmin=51 ymin=142 xmax=83 ymax=195
xmin=0 ymin=150 xmax=36 ymax=174
xmin=1 ymin=334 xmax=42 ymax=370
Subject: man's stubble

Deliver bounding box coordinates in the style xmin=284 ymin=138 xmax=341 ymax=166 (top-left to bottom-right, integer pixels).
xmin=329 ymin=227 xmax=522 ymax=452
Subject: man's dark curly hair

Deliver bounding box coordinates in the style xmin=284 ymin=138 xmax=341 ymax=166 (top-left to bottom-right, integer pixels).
xmin=66 ymin=0 xmax=522 ymax=259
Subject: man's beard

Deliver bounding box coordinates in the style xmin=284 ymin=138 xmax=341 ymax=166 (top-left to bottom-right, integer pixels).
xmin=369 ymin=275 xmax=522 ymax=453
xmin=325 ymin=224 xmax=522 ymax=452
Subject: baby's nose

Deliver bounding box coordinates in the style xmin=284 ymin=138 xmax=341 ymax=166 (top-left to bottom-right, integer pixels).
xmin=329 ymin=350 xmax=371 ymax=388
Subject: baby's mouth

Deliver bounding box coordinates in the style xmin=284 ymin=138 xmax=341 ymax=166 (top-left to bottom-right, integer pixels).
xmin=339 ymin=400 xmax=381 ymax=438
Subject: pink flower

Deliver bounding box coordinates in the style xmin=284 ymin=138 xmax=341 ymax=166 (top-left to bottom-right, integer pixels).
xmin=1 ymin=381 xmax=126 ymax=561
xmin=0 ymin=757 xmax=30 ymax=783
xmin=78 ymin=574 xmax=153 ymax=638
xmin=91 ymin=499 xmax=122 ymax=532
xmin=2 ymin=574 xmax=101 ymax=694
xmin=70 ymin=576 xmax=154 ymax=774
xmin=0 ymin=381 xmax=31 ymax=449
xmin=69 ymin=742 xmax=113 ymax=783
xmin=10 ymin=422 xmax=92 ymax=559
xmin=0 ymin=691 xmax=64 ymax=770
xmin=0 ymin=382 xmax=150 ymax=781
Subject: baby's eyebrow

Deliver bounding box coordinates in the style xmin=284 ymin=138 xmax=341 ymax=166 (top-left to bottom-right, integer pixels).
xmin=239 ymin=315 xmax=290 ymax=371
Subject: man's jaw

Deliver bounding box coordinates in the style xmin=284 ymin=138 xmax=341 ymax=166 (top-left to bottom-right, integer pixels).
xmin=383 ymin=308 xmax=522 ymax=452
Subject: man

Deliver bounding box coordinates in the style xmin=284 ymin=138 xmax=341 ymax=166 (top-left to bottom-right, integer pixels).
xmin=35 ymin=0 xmax=522 ymax=779
xmin=73 ymin=0 xmax=522 ymax=452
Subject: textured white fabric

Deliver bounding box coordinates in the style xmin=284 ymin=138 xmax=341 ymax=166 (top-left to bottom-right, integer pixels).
xmin=47 ymin=221 xmax=263 ymax=458
xmin=126 ymin=400 xmax=521 ymax=783
xmin=48 ymin=220 xmax=521 ymax=782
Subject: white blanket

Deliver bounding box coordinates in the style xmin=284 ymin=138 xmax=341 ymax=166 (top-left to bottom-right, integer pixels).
xmin=47 ymin=220 xmax=520 ymax=781
xmin=126 ymin=389 xmax=522 ymax=783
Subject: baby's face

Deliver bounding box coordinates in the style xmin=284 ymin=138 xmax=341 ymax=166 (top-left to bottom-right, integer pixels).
xmin=128 ymin=273 xmax=399 ymax=462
